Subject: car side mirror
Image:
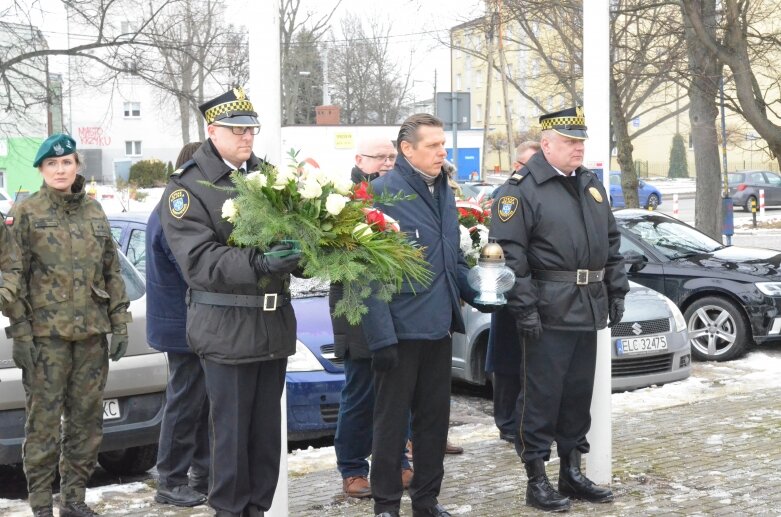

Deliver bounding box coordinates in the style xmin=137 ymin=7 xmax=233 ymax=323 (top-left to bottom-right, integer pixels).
xmin=622 ymin=250 xmax=647 ymax=272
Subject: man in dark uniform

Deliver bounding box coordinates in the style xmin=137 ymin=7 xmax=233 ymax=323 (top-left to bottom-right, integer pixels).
xmin=486 ymin=141 xmax=540 ymax=444
xmin=489 ymin=107 xmax=629 ymax=512
xmin=160 ymin=87 xmax=301 ymax=517
xmin=363 ymin=113 xmax=494 ymax=517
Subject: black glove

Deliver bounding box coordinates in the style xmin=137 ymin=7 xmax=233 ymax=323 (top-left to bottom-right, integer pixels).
xmin=516 ymin=311 xmax=542 ymax=341
xmin=471 ymin=301 xmax=500 ymax=314
xmin=372 ymin=346 xmax=399 ymax=372
xmin=254 ymin=243 xmax=302 ymax=276
xmin=608 ymin=298 xmax=625 ymax=328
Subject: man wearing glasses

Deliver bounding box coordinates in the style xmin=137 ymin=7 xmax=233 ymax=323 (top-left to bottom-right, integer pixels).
xmin=352 ymin=139 xmax=398 ymax=183
xmin=161 ymin=86 xmax=301 ymax=517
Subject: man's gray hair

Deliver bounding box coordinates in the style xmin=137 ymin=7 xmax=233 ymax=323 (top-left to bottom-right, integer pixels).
xmin=397 ymin=113 xmax=444 ymax=148
xmin=515 ymin=140 xmax=540 ymax=160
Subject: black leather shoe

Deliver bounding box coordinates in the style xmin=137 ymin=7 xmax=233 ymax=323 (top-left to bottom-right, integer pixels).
xmin=524 ymin=459 xmax=571 ymax=512
xmin=375 ymin=512 xmax=400 ymax=517
xmin=413 ymin=503 xmax=452 ymax=517
xmin=189 ymin=474 xmax=209 ymax=495
xmin=558 ymin=450 xmax=614 ymax=503
xmin=215 ymin=511 xmax=241 ymax=517
xmin=32 ymin=507 xmax=53 ymax=517
xmin=59 ymin=501 xmax=100 ymax=517
xmin=499 ymin=431 xmax=517 ymax=443
xmin=155 ymin=484 xmax=207 ymax=507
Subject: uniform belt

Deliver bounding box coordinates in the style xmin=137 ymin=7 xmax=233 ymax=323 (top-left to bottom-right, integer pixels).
xmin=531 ymin=269 xmax=605 ymax=285
xmin=188 ymin=289 xmax=291 ymax=311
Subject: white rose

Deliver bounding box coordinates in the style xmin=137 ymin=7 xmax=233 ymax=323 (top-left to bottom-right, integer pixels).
xmin=332 ymin=174 xmax=354 ymax=195
xmin=325 ymin=193 xmax=349 ymax=216
xmin=246 ymin=171 xmax=267 ymax=188
xmin=299 ymin=179 xmax=323 ymax=199
xmin=222 ymin=198 xmax=238 ymax=222
xmin=302 ymin=162 xmax=330 ymax=185
xmin=459 ymin=225 xmax=473 ymax=254
xmin=352 ymin=222 xmax=373 ymax=240
xmin=273 ymin=167 xmax=296 ymax=189
xmin=475 ymin=224 xmax=489 ymax=248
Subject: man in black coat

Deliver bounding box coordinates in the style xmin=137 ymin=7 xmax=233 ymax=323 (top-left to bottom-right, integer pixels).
xmin=489 ymin=107 xmax=629 ymax=512
xmin=331 ymin=137 xmax=414 ymax=498
xmin=160 ymin=87 xmax=301 ymax=517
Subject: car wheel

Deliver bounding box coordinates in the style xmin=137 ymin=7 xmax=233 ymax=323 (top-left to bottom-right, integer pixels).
xmin=744 ymin=195 xmax=757 ymax=212
xmin=645 ymin=193 xmax=660 ymax=210
xmin=683 ymin=296 xmax=749 ymax=361
xmin=97 ymin=444 xmax=158 ymax=475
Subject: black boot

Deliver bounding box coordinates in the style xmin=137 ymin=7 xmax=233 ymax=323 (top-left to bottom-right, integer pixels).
xmin=558 ymin=449 xmax=613 ymax=503
xmin=59 ymin=501 xmax=100 ymax=517
xmin=524 ymin=459 xmax=571 ymax=512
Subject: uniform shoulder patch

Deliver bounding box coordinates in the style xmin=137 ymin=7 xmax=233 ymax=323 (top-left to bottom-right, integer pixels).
xmin=168 ymin=189 xmax=191 ymax=219
xmin=509 ymin=172 xmax=526 ymax=185
xmin=497 ymin=196 xmax=519 ymax=222
xmin=588 ymin=187 xmax=603 ymax=203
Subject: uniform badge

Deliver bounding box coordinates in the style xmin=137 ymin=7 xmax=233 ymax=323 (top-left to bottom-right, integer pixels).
xmin=589 ymin=187 xmax=603 ymax=203
xmin=169 ymin=189 xmax=190 ymax=219
xmin=497 ymin=196 xmax=519 ymax=222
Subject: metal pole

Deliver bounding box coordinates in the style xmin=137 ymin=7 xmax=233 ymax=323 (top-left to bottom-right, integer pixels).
xmin=249 ymin=2 xmax=287 ymax=515
xmin=583 ymin=0 xmax=611 ymax=484
xmin=451 ymin=95 xmax=459 ymax=171
xmin=720 ymin=76 xmax=733 ymax=245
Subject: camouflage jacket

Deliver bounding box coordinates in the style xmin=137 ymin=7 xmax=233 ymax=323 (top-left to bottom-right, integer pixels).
xmin=0 ymin=222 xmax=22 ymax=304
xmin=4 ymin=175 xmax=131 ymax=340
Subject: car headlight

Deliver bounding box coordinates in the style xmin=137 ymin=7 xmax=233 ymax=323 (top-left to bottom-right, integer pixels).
xmin=663 ymin=296 xmax=687 ymax=332
xmin=755 ymin=282 xmax=781 ymax=296
xmin=287 ymin=340 xmax=325 ymax=372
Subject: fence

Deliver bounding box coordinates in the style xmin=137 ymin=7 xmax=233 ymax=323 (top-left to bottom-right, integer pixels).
xmin=631 ymin=160 xmax=780 ymax=179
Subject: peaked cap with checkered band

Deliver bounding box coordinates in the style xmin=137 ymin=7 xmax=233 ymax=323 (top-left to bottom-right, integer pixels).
xmin=539 ymin=106 xmax=588 ymax=140
xmin=198 ymin=86 xmax=260 ymax=127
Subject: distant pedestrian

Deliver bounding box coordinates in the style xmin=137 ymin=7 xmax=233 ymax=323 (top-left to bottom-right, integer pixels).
xmin=490 ymin=107 xmax=629 ymax=512
xmin=7 ymin=133 xmax=132 ymax=517
xmin=147 ymin=142 xmax=210 ymax=508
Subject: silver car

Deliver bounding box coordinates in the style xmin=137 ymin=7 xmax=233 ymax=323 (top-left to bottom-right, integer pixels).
xmin=452 ymin=281 xmax=692 ymax=392
xmin=0 ymin=252 xmax=167 ymax=474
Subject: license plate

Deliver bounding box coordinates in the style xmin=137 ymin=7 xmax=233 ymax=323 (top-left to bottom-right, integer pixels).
xmin=616 ymin=335 xmax=668 ymax=355
xmin=103 ymin=399 xmax=121 ymax=420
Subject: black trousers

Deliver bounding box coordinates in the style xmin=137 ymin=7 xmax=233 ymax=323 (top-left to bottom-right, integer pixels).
xmin=201 ymin=357 xmax=287 ymax=514
xmin=157 ymin=352 xmax=210 ymax=489
xmin=492 ymin=371 xmax=521 ymax=437
xmin=371 ymin=337 xmax=452 ymax=514
xmin=514 ymin=329 xmax=597 ymax=462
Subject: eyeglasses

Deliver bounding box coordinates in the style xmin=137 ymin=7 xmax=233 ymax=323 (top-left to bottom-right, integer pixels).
xmin=225 ymin=126 xmax=261 ymax=135
xmin=361 ymin=154 xmax=397 ymax=162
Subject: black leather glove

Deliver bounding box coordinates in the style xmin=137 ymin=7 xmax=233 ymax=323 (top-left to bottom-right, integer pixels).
xmin=608 ymin=298 xmax=625 ymax=328
xmin=109 ymin=326 xmax=129 ymax=361
xmin=471 ymin=301 xmax=500 ymax=314
xmin=254 ymin=243 xmax=302 ymax=276
xmin=372 ymin=346 xmax=399 ymax=372
xmin=516 ymin=311 xmax=542 ymax=341
xmin=12 ymin=336 xmax=37 ymax=371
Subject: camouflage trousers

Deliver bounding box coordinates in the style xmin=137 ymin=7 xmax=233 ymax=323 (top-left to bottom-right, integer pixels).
xmin=21 ymin=335 xmax=109 ymax=509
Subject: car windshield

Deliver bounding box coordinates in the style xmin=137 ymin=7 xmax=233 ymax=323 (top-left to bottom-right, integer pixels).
xmin=618 ymin=213 xmax=724 ymax=259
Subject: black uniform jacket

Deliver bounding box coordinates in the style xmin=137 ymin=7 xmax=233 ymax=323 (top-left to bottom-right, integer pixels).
xmin=489 ymin=151 xmax=629 ymax=331
xmin=160 ymin=140 xmax=296 ymax=364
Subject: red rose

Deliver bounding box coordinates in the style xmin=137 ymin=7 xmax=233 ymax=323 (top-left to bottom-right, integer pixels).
xmin=365 ymin=209 xmax=387 ymax=231
xmin=353 ymin=181 xmax=373 ymax=202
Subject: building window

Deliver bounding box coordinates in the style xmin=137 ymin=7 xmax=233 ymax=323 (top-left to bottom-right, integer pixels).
xmin=456 ymin=74 xmax=462 ymax=90
xmin=476 ymin=104 xmax=483 ymax=122
xmin=125 ymin=141 xmax=142 ymax=156
xmin=123 ymin=102 xmax=141 ymax=118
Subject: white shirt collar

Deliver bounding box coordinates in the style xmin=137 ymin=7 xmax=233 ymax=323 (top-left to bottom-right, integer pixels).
xmin=552 ymin=164 xmax=575 ymax=177
xmin=223 ymin=159 xmax=247 ymax=171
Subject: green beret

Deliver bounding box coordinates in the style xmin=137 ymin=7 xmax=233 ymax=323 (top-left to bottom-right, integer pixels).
xmin=33 ymin=133 xmax=77 ymax=168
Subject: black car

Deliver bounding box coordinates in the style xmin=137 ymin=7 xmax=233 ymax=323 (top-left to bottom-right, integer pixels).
xmin=615 ymin=209 xmax=781 ymax=361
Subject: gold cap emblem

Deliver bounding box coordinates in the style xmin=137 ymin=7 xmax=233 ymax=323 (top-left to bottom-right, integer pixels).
xmin=233 ymin=86 xmax=246 ymax=101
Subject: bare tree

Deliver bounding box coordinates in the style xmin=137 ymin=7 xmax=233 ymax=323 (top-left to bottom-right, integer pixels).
xmin=328 ymin=13 xmax=412 ymax=125
xmin=681 ymin=0 xmax=724 ymax=239
xmin=0 ymin=0 xmax=180 ymax=137
xmin=279 ymin=0 xmax=341 ymax=125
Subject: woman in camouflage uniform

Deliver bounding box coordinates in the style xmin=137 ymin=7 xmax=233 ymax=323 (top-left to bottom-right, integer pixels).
xmin=7 ymin=134 xmax=131 ymax=517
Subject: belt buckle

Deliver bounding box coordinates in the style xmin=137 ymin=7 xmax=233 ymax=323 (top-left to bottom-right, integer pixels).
xmin=576 ymin=269 xmax=589 ymax=285
xmin=263 ymin=293 xmax=278 ymax=311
